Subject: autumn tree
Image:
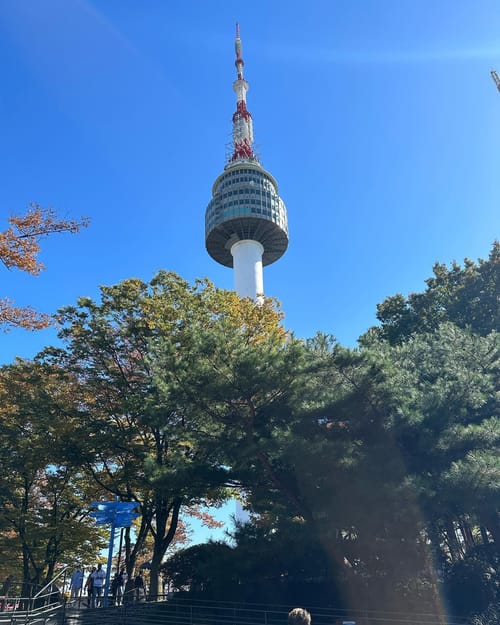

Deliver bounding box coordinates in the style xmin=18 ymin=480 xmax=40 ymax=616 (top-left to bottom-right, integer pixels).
xmin=0 ymin=203 xmax=88 ymax=331
xmin=40 ymin=271 xmax=286 ymax=597
xmin=0 ymin=360 xmax=104 ymax=589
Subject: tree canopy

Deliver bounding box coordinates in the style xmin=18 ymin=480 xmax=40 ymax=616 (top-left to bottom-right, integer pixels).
xmin=369 ymin=241 xmax=499 ymax=344
xmin=0 ymin=360 xmax=104 ymax=587
xmin=36 ymin=271 xmax=288 ymax=596
xmin=0 ymin=203 xmax=88 ymax=331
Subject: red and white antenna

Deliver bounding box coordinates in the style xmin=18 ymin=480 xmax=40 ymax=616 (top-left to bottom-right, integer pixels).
xmin=230 ymin=23 xmax=256 ymax=162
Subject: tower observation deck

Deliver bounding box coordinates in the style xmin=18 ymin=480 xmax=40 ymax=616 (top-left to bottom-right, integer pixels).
xmin=205 ymin=25 xmax=289 ymax=299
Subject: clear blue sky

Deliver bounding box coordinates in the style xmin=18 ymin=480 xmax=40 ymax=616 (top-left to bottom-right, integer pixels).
xmin=1 ymin=0 xmax=499 ymax=357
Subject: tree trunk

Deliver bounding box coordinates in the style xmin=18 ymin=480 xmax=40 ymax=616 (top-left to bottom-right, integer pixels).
xmin=148 ymin=498 xmax=182 ymax=599
xmin=123 ymin=512 xmax=151 ymax=602
xmin=459 ymin=518 xmax=475 ymax=552
xmin=479 ymin=525 xmax=490 ymax=547
xmin=444 ymin=519 xmax=463 ymax=561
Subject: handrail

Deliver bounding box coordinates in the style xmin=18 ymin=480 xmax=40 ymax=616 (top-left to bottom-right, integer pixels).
xmin=33 ymin=566 xmax=70 ymax=600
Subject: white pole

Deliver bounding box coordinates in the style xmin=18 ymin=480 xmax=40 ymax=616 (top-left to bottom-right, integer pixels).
xmin=230 ymin=239 xmax=264 ymax=300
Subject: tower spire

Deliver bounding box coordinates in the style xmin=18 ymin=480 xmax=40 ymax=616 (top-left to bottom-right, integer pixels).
xmin=235 ymin=23 xmax=243 ymax=78
xmin=231 ymin=23 xmax=255 ymax=162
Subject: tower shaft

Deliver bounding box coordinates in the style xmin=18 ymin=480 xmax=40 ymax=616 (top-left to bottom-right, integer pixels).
xmin=231 ymin=240 xmax=264 ymax=300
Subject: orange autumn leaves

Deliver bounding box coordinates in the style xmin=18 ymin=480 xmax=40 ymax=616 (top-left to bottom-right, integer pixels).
xmin=0 ymin=202 xmax=89 ymax=331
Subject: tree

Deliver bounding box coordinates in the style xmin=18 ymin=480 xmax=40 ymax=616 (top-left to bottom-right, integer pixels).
xmin=150 ymin=313 xmax=418 ymax=607
xmin=161 ymin=541 xmax=235 ymax=596
xmin=0 ymin=360 xmax=104 ymax=589
xmin=346 ymin=323 xmax=498 ymax=616
xmin=40 ymin=271 xmax=285 ymax=597
xmin=162 ymin=519 xmax=340 ymax=606
xmin=369 ymin=241 xmax=499 ymax=344
xmin=377 ymin=325 xmax=500 ymax=555
xmin=0 ymin=203 xmax=88 ymax=331
xmin=445 ymin=546 xmax=499 ymax=617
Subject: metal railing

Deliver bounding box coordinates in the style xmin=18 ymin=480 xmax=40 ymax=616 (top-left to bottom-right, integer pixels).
xmin=0 ymin=570 xmax=69 ymax=625
xmin=33 ymin=568 xmax=70 ymax=603
xmin=0 ymin=588 xmax=473 ymax=625
xmin=63 ymin=595 xmax=472 ymax=625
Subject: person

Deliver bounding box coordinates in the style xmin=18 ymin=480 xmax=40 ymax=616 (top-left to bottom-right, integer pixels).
xmin=288 ymin=608 xmax=311 ymax=625
xmin=91 ymin=564 xmax=106 ymax=608
xmin=120 ymin=569 xmax=129 ymax=603
xmin=118 ymin=569 xmax=126 ymax=604
xmin=0 ymin=575 xmax=13 ymax=611
xmin=133 ymin=572 xmax=145 ymax=602
xmin=110 ymin=570 xmax=123 ymax=606
xmin=85 ymin=568 xmax=95 ymax=608
xmin=69 ymin=566 xmax=84 ymax=603
xmin=160 ymin=571 xmax=168 ymax=600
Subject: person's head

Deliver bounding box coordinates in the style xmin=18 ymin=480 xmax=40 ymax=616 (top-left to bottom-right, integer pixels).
xmin=288 ymin=609 xmax=311 ymax=625
xmin=97 ymin=564 xmax=102 ymax=570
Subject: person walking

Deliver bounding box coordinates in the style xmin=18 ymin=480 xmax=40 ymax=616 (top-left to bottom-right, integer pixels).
xmin=69 ymin=566 xmax=84 ymax=604
xmin=110 ymin=570 xmax=123 ymax=606
xmin=120 ymin=569 xmax=129 ymax=603
xmin=85 ymin=568 xmax=95 ymax=608
xmin=0 ymin=575 xmax=13 ymax=612
xmin=133 ymin=572 xmax=145 ymax=602
xmin=91 ymin=564 xmax=106 ymax=608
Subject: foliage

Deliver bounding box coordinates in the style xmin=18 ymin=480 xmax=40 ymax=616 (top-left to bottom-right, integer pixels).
xmin=368 ymin=241 xmax=499 ymax=344
xmin=153 ymin=323 xmax=432 ymax=608
xmin=378 ymin=325 xmax=500 ymax=555
xmin=472 ymin=604 xmax=500 ymax=625
xmin=157 ymin=317 xmax=498 ymax=612
xmin=147 ymin=281 xmax=308 ymax=511
xmin=359 ymin=325 xmax=499 ymax=612
xmin=161 ymin=541 xmax=235 ymax=595
xmin=0 ymin=203 xmax=88 ymax=331
xmin=39 ymin=271 xmax=286 ymax=597
xmin=162 ymin=519 xmax=342 ymax=606
xmin=0 ymin=360 xmax=104 ymax=587
xmin=444 ymin=546 xmax=499 ymax=617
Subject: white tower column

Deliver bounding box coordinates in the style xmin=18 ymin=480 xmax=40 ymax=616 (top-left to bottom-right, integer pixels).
xmin=230 ymin=239 xmax=264 ymax=299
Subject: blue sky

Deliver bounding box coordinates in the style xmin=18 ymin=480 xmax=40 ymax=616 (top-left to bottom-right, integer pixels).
xmin=1 ymin=0 xmax=499 ymax=364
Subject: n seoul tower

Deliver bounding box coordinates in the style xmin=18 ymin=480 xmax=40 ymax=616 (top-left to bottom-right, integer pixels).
xmin=205 ymin=24 xmax=289 ymax=299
